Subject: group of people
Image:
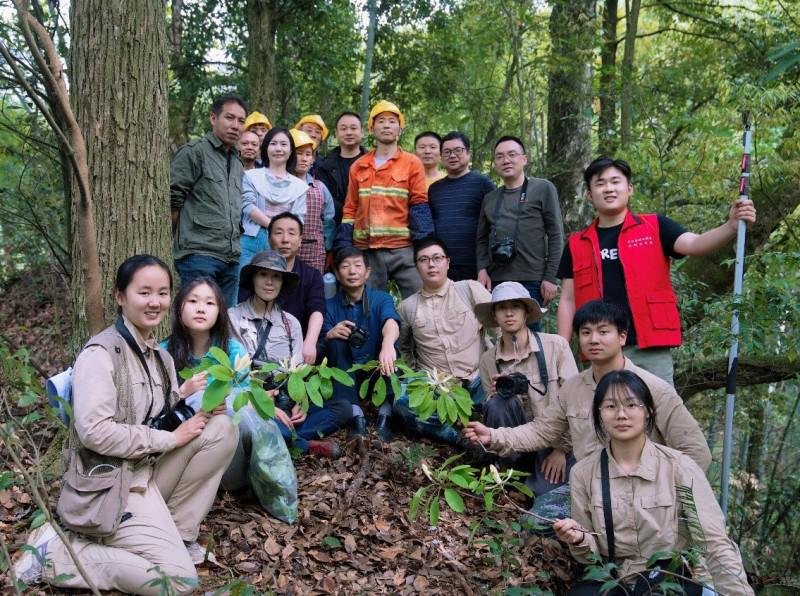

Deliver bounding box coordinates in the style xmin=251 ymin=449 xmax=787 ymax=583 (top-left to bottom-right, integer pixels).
xmin=14 ymin=93 xmax=758 ymax=595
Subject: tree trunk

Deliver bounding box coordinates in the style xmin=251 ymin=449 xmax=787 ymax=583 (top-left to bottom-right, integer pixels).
xmin=69 ymin=0 xmax=171 ymax=344
xmin=620 ymin=0 xmax=641 ymax=145
xmin=598 ymin=0 xmax=619 ymax=154
xmin=246 ymin=0 xmax=278 ymax=116
xmin=546 ymin=0 xmax=597 ymax=233
xmin=360 ymin=0 xmax=378 ymax=123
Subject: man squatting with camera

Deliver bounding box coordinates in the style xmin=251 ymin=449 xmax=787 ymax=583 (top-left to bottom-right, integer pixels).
xmin=321 ymin=246 xmax=401 ymax=442
xmin=476 ymin=135 xmax=564 ymax=331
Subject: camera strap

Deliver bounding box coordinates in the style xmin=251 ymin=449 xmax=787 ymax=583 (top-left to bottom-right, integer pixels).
xmin=114 ymin=316 xmax=170 ymax=424
xmin=600 ymin=448 xmax=618 ymax=576
xmin=492 ymin=177 xmax=528 ymax=246
xmin=252 ymin=307 xmax=295 ymax=363
xmin=530 ymin=331 xmax=549 ymax=395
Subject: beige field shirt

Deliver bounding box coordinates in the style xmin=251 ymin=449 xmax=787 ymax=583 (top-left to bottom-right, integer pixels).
xmin=569 ymin=440 xmax=754 ymax=595
xmin=488 ymin=359 xmax=712 ymax=472
xmin=72 ymin=318 xmax=178 ymax=490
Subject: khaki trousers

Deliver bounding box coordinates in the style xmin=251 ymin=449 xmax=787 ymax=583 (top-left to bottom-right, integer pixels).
xmin=45 ymin=415 xmax=238 ymax=595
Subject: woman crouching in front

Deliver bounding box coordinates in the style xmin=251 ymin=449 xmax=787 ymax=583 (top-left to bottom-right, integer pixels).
xmin=554 ymin=370 xmax=753 ymax=596
xmin=15 ymin=255 xmax=238 ymax=594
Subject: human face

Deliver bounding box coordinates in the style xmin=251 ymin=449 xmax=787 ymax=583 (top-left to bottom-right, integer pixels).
xmin=238 ymin=131 xmax=260 ymax=163
xmin=493 ymin=140 xmax=528 ymax=183
xmin=441 ymin=139 xmax=470 ymax=176
xmin=493 ymin=300 xmax=528 ymax=334
xmin=115 ymin=265 xmax=171 ymax=338
xmin=269 ymin=217 xmax=302 ymax=259
xmin=335 ymin=256 xmax=370 ymax=291
xmin=210 ymin=101 xmax=246 ymax=148
xmin=371 ymin=113 xmax=401 ymax=145
xmin=299 ymin=123 xmax=323 ymax=146
xmin=586 ymin=166 xmax=633 ymax=218
xmin=335 ymin=115 xmax=363 ymax=150
xmin=415 ymin=135 xmax=441 ymax=169
xmin=578 ymin=321 xmax=627 ymax=364
xmin=415 ymin=244 xmax=449 ymax=287
xmin=249 ymin=123 xmax=269 ymax=143
xmin=266 ymin=132 xmax=291 ymax=167
xmin=294 ymin=146 xmax=314 ymax=176
xmin=253 ymin=269 xmax=283 ymax=303
xmin=180 ymin=283 xmax=219 ymax=335
xmin=599 ymin=386 xmax=648 ymax=442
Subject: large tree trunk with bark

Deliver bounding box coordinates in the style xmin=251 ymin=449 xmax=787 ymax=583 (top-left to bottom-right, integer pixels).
xmin=546 ymin=0 xmax=596 ymax=233
xmin=598 ymin=0 xmax=619 ymax=154
xmin=246 ymin=0 xmax=278 ymax=117
xmin=69 ymin=0 xmax=171 ymax=344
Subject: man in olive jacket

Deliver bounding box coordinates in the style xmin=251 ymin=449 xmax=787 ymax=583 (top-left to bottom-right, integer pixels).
xmin=171 ymin=94 xmax=247 ymax=306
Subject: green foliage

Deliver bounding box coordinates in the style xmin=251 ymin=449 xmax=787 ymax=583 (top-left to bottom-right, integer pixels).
xmin=408 ymin=455 xmax=531 ymax=527
xmin=142 ymin=565 xmax=198 ymax=595
xmin=404 ymin=367 xmax=475 ymax=427
xmin=399 ymin=442 xmax=436 ymax=472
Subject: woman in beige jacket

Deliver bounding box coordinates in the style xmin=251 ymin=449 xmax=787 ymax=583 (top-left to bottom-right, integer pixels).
xmin=554 ymin=370 xmax=753 ymax=596
xmin=15 ymin=255 xmax=238 ymax=594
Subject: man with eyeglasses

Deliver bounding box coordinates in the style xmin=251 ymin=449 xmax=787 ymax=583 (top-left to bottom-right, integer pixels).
xmin=393 ymin=236 xmax=492 ymax=445
xmin=464 ymin=300 xmax=710 ymax=533
xmin=428 ymin=131 xmax=495 ymax=281
xmin=476 ymin=136 xmax=564 ymax=330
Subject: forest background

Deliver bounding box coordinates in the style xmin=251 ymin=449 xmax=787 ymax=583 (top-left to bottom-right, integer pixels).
xmin=0 ymin=0 xmax=799 ymax=593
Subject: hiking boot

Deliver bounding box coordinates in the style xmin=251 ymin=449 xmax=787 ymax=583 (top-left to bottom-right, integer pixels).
xmin=308 ymin=439 xmax=341 ymax=459
xmin=376 ymin=414 xmax=393 ymax=443
xmin=348 ymin=415 xmax=367 ymax=438
xmin=14 ymin=522 xmax=58 ymax=585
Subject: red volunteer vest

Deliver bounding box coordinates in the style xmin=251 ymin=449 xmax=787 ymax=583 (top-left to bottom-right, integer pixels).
xmin=568 ymin=211 xmax=681 ymax=349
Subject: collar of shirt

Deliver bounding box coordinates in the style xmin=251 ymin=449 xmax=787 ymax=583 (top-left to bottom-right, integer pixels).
xmin=121 ymin=315 xmax=158 ymax=354
xmin=495 ymin=329 xmax=537 ymax=364
xmin=419 ymin=279 xmax=453 ymax=298
xmin=240 ymin=298 xmax=281 ymax=322
xmin=583 ymin=356 xmax=635 ymax=388
xmin=604 ymin=439 xmax=659 ymax=482
xmin=338 ymin=289 xmax=365 ymax=307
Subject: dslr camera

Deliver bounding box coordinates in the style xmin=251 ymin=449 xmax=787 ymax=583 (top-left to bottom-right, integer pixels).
xmin=495 ymin=372 xmax=530 ymax=400
xmin=262 ymin=373 xmax=293 ymax=415
xmin=150 ymin=400 xmax=196 ymax=432
xmin=490 ymin=237 xmax=516 ymax=265
xmin=347 ymin=322 xmax=369 ymax=349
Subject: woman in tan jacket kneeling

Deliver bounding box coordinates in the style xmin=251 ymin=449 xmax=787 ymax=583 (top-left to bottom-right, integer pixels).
xmin=554 ymin=370 xmax=753 ymax=596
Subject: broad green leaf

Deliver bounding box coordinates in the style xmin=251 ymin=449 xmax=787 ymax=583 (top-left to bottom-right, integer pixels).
xmin=208 ymin=346 xmax=231 ymax=368
xmin=21 ymin=412 xmax=41 ymax=425
xmin=319 ymin=364 xmax=332 ymax=379
xmin=297 ymin=364 xmax=313 ymax=379
xmin=319 ymin=377 xmax=333 ymax=399
xmin=443 ymin=488 xmax=465 ymax=513
xmin=30 ymin=509 xmax=46 ymax=529
xmin=287 ymin=372 xmax=307 ymax=401
xmin=207 ymin=365 xmax=233 ymax=381
xmin=307 ymin=378 xmax=324 ymax=408
xmin=0 ymin=472 xmax=13 ymax=491
xmin=250 ymin=385 xmax=275 ymax=419
xmin=510 ymin=481 xmax=534 ymax=498
xmin=483 ymin=491 xmax=494 ymax=512
xmin=436 ymin=394 xmax=448 ymax=422
xmin=322 ymin=535 xmax=342 ymax=549
xmin=232 ymin=392 xmax=249 ymax=412
xmin=600 ymin=579 xmax=620 ymax=594
xmin=408 ymin=386 xmax=426 ymax=409
xmin=358 ymin=378 xmax=370 ymax=399
xmin=444 ymin=394 xmax=457 ymax=424
xmin=178 ymin=367 xmax=196 ymax=380
xmin=428 ymin=496 xmax=440 ymax=527
xmin=408 ymin=486 xmax=427 ymax=521
xmin=329 ymin=367 xmax=355 ymax=387
xmin=202 ymin=379 xmax=229 ymax=411
xmin=389 ymin=373 xmax=402 ymax=398
xmin=18 ymin=391 xmax=37 ymax=407
xmin=372 ymin=376 xmax=387 ymax=406
xmin=448 ymin=471 xmax=471 ymax=489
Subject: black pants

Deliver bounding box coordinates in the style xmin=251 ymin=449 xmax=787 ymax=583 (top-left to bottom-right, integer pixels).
xmin=568 ymin=568 xmax=704 ymax=595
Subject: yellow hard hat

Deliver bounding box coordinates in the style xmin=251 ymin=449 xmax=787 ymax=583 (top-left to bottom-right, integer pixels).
xmin=289 ymin=128 xmax=317 ymax=151
xmin=368 ymin=100 xmax=405 ymax=130
xmin=244 ymin=111 xmax=272 ymax=131
xmin=294 ymin=114 xmax=329 ymax=141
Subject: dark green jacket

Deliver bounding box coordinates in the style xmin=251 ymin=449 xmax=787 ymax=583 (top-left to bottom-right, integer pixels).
xmin=170 ymin=132 xmax=243 ymax=262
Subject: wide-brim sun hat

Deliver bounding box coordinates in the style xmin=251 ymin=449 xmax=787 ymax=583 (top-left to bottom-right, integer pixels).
xmin=473 ymin=281 xmax=547 ymax=327
xmin=239 ymin=250 xmax=300 ymax=293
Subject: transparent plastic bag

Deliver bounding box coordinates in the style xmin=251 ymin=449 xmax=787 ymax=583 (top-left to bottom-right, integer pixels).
xmin=221 ymin=391 xmax=298 ymax=523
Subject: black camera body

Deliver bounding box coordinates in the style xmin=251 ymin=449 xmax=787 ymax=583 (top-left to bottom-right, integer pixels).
xmin=150 ymin=400 xmax=195 ymax=432
xmin=348 ymin=323 xmax=369 ymax=349
xmin=262 ymin=373 xmax=293 ymax=414
xmin=490 ymin=237 xmax=516 ymax=265
xmin=495 ymin=372 xmax=530 ymax=400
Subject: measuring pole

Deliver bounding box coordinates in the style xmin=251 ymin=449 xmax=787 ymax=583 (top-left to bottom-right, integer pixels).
xmin=720 ymin=112 xmax=752 ymax=519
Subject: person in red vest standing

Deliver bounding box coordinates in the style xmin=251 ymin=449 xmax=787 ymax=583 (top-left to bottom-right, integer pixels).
xmin=556 ymin=156 xmax=756 ymax=385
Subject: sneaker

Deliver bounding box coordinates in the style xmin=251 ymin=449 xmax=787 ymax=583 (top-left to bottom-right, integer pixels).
xmin=308 ymin=439 xmax=341 ymax=459
xmin=14 ymin=522 xmax=58 ymax=585
xmin=184 ymin=540 xmax=207 ymax=565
